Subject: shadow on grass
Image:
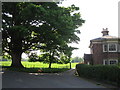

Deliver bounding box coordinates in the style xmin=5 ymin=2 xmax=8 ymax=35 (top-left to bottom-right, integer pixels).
xmin=2 ymin=66 xmax=69 ymax=73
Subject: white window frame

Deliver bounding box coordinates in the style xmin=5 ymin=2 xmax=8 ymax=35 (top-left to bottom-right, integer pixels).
xmin=118 ymin=44 xmax=120 ymax=52
xmin=103 ymin=44 xmax=108 ymax=52
xmin=108 ymin=43 xmax=117 ymax=52
xmin=103 ymin=43 xmax=118 ymax=52
xmin=103 ymin=60 xmax=108 ymax=65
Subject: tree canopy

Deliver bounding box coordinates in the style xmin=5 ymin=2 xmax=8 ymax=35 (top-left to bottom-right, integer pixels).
xmin=2 ymin=2 xmax=85 ymax=68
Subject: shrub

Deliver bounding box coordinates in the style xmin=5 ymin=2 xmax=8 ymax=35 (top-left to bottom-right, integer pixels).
xmin=76 ymin=64 xmax=120 ymax=86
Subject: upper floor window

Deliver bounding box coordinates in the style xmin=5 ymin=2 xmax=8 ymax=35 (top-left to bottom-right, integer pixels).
xmin=103 ymin=43 xmax=117 ymax=52
xmin=118 ymin=44 xmax=120 ymax=52
xmin=103 ymin=44 xmax=108 ymax=52
xmin=108 ymin=44 xmax=117 ymax=52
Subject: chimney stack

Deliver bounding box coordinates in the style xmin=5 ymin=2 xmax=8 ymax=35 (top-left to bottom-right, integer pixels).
xmin=101 ymin=28 xmax=109 ymax=36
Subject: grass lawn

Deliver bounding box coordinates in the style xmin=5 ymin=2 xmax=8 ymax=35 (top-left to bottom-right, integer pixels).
xmin=1 ymin=61 xmax=78 ymax=73
xmin=1 ymin=61 xmax=78 ymax=69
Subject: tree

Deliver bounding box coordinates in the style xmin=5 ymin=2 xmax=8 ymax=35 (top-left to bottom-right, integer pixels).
xmin=37 ymin=4 xmax=85 ymax=68
xmin=2 ymin=2 xmax=85 ymax=68
xmin=63 ymin=46 xmax=76 ymax=69
xmin=3 ymin=53 xmax=11 ymax=60
xmin=71 ymin=57 xmax=83 ymax=63
xmin=39 ymin=53 xmax=58 ymax=68
xmin=28 ymin=53 xmax=38 ymax=62
xmin=59 ymin=54 xmax=70 ymax=64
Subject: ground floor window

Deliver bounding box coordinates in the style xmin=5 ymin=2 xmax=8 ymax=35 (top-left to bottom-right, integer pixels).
xmin=109 ymin=60 xmax=118 ymax=65
xmin=103 ymin=59 xmax=118 ymax=65
xmin=103 ymin=60 xmax=108 ymax=65
xmin=87 ymin=62 xmax=90 ymax=65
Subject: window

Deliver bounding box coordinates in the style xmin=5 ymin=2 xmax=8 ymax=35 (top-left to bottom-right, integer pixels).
xmin=109 ymin=60 xmax=118 ymax=65
xmin=118 ymin=44 xmax=120 ymax=52
xmin=87 ymin=62 xmax=90 ymax=65
xmin=103 ymin=60 xmax=108 ymax=65
xmin=103 ymin=44 xmax=108 ymax=52
xmin=103 ymin=59 xmax=118 ymax=65
xmin=108 ymin=44 xmax=117 ymax=52
xmin=103 ymin=44 xmax=118 ymax=52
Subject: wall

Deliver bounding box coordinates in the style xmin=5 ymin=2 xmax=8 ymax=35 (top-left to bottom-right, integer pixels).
xmin=92 ymin=43 xmax=120 ymax=65
xmin=92 ymin=43 xmax=103 ymax=64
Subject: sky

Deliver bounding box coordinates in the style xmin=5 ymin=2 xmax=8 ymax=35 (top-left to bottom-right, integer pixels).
xmin=22 ymin=0 xmax=119 ymax=59
xmin=58 ymin=0 xmax=119 ymax=58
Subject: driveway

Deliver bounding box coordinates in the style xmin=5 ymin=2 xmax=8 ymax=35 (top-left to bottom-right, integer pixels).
xmin=2 ymin=69 xmax=114 ymax=88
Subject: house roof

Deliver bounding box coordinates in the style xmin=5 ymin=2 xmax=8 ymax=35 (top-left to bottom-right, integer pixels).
xmin=90 ymin=35 xmax=119 ymax=41
xmin=89 ymin=28 xmax=120 ymax=48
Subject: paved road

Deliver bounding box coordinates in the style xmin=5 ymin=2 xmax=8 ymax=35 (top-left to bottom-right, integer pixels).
xmin=2 ymin=69 xmax=111 ymax=88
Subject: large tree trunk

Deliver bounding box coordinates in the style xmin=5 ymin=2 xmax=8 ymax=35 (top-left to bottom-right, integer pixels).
xmin=48 ymin=62 xmax=52 ymax=68
xmin=10 ymin=32 xmax=24 ymax=68
xmin=11 ymin=52 xmax=24 ymax=68
xmin=70 ymin=62 xmax=71 ymax=69
xmin=48 ymin=51 xmax=55 ymax=68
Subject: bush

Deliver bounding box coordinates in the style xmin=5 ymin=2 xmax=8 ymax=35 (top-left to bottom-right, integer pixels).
xmin=76 ymin=64 xmax=120 ymax=86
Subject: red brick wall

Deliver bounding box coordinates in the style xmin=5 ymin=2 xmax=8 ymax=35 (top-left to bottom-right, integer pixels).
xmin=103 ymin=52 xmax=120 ymax=59
xmin=92 ymin=43 xmax=120 ymax=65
xmin=92 ymin=43 xmax=103 ymax=64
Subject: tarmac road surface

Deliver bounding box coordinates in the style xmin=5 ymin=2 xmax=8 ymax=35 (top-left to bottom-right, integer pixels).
xmin=2 ymin=69 xmax=115 ymax=88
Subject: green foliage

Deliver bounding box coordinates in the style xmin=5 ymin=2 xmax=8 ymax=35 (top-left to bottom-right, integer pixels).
xmin=28 ymin=53 xmax=38 ymax=62
xmin=0 ymin=48 xmax=2 ymax=55
xmin=59 ymin=55 xmax=70 ymax=64
xmin=2 ymin=2 xmax=85 ymax=67
xmin=76 ymin=64 xmax=120 ymax=86
xmin=3 ymin=54 xmax=11 ymax=60
xmin=39 ymin=53 xmax=57 ymax=63
xmin=71 ymin=57 xmax=83 ymax=63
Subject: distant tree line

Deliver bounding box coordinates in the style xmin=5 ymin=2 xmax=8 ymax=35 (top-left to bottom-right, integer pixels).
xmin=71 ymin=57 xmax=83 ymax=63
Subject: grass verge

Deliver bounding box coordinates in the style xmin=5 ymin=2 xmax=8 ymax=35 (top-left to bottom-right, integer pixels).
xmin=3 ymin=67 xmax=69 ymax=73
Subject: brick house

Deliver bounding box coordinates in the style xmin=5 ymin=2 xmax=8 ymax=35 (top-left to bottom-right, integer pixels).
xmin=84 ymin=28 xmax=120 ymax=65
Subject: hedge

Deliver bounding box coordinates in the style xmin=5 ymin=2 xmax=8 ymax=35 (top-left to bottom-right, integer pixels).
xmin=76 ymin=64 xmax=120 ymax=86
